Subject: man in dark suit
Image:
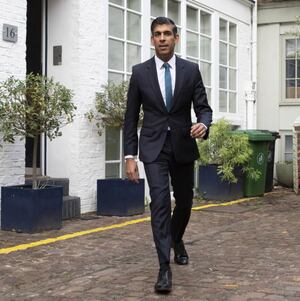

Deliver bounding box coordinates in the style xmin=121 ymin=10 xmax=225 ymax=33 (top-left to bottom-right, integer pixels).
xmin=124 ymin=17 xmax=213 ymax=293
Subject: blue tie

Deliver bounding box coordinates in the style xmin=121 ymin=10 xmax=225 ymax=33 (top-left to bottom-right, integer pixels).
xmin=163 ymin=63 xmax=172 ymax=112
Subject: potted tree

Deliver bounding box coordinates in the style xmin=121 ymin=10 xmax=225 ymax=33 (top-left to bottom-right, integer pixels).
xmin=86 ymin=81 xmax=145 ymax=216
xmin=0 ymin=73 xmax=76 ymax=232
xmin=196 ymin=119 xmax=260 ymax=201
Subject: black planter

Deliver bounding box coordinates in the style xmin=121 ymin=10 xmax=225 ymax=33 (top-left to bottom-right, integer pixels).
xmin=1 ymin=185 xmax=63 ymax=233
xmin=198 ymin=165 xmax=244 ymax=201
xmin=97 ymin=179 xmax=145 ymax=216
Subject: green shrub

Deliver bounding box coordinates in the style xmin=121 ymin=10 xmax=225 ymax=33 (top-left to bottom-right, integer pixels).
xmin=197 ymin=119 xmax=260 ymax=183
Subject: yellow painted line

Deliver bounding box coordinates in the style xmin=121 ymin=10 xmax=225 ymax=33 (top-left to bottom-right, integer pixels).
xmin=0 ymin=191 xmax=281 ymax=255
xmin=192 ymin=196 xmax=258 ymax=211
xmin=0 ymin=217 xmax=150 ymax=255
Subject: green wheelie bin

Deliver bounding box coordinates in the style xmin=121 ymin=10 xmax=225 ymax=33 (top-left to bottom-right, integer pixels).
xmin=241 ymin=130 xmax=275 ymax=197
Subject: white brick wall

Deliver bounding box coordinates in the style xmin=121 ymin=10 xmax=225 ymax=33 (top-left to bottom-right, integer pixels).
xmin=47 ymin=0 xmax=107 ymax=213
xmin=0 ymin=0 xmax=26 ymax=203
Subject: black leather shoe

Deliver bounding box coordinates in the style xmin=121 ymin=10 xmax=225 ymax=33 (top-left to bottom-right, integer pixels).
xmin=154 ymin=267 xmax=172 ymax=293
xmin=173 ymin=240 xmax=189 ymax=265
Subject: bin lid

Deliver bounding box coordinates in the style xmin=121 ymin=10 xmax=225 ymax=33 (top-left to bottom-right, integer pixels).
xmin=233 ymin=130 xmax=275 ymax=141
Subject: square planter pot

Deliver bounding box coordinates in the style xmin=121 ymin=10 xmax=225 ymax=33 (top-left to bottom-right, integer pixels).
xmin=198 ymin=165 xmax=244 ymax=201
xmin=97 ymin=179 xmax=145 ymax=216
xmin=1 ymin=185 xmax=63 ymax=233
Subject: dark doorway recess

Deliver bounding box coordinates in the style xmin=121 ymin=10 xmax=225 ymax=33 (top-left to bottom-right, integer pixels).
xmin=26 ymin=0 xmax=42 ymax=170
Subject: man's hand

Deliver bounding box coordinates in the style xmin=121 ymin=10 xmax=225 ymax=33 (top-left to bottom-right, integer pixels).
xmin=125 ymin=158 xmax=139 ymax=183
xmin=190 ymin=123 xmax=207 ymax=139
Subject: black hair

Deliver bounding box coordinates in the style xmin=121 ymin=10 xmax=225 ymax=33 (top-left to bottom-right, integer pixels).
xmin=151 ymin=17 xmax=177 ymax=36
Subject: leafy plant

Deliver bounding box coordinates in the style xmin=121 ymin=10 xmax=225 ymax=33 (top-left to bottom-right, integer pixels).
xmin=85 ymin=81 xmax=143 ymax=135
xmin=197 ymin=119 xmax=261 ymax=183
xmin=0 ymin=73 xmax=76 ymax=188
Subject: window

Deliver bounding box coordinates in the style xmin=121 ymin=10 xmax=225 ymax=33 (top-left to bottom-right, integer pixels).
xmin=107 ymin=1 xmax=142 ymax=178
xmin=284 ymin=135 xmax=293 ymax=161
xmin=186 ymin=6 xmax=212 ymax=104
xmin=219 ymin=19 xmax=237 ymax=113
xmin=108 ymin=0 xmax=142 ymax=82
xmin=105 ymin=127 xmax=124 ymax=178
xmin=284 ymin=38 xmax=300 ymax=100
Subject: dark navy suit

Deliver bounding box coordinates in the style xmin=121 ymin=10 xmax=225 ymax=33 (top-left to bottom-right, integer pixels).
xmin=124 ymin=56 xmax=212 ymax=265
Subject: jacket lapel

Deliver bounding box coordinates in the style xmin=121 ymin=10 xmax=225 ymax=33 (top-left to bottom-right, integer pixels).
xmin=172 ymin=56 xmax=185 ymax=110
xmin=146 ymin=57 xmax=167 ymax=112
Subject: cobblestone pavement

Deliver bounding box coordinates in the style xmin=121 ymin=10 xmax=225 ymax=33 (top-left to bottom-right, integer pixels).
xmin=0 ymin=188 xmax=300 ymax=301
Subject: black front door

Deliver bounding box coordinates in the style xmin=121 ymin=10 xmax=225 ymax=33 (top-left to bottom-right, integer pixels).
xmin=25 ymin=0 xmax=42 ymax=173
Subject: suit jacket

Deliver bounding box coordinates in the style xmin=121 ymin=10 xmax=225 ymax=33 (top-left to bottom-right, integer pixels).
xmin=124 ymin=56 xmax=213 ymax=164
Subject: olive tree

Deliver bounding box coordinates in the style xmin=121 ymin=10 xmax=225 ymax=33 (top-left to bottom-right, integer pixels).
xmin=0 ymin=73 xmax=76 ymax=188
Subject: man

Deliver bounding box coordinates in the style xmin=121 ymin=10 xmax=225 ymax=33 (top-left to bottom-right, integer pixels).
xmin=124 ymin=17 xmax=212 ymax=293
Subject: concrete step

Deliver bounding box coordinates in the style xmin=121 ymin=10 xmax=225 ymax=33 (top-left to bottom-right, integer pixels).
xmin=63 ymin=195 xmax=81 ymax=220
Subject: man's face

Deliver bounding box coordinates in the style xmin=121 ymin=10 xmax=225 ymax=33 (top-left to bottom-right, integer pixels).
xmin=151 ymin=24 xmax=179 ymax=61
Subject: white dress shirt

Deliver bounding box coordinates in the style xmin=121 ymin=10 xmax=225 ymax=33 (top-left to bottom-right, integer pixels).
xmin=154 ymin=54 xmax=176 ymax=105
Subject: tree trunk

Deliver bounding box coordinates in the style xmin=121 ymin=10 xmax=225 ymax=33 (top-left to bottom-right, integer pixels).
xmin=32 ymin=135 xmax=38 ymax=189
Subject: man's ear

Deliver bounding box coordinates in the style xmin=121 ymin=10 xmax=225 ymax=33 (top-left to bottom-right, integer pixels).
xmin=151 ymin=36 xmax=154 ymax=46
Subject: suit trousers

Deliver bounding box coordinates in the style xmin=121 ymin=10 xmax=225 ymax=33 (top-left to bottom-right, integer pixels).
xmin=144 ymin=132 xmax=194 ymax=266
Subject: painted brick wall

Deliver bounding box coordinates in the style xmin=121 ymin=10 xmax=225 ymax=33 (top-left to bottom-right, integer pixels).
xmin=0 ymin=0 xmax=26 ymax=202
xmin=46 ymin=0 xmax=107 ymax=213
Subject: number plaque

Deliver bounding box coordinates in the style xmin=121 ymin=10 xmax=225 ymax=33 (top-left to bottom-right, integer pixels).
xmin=2 ymin=24 xmax=18 ymax=43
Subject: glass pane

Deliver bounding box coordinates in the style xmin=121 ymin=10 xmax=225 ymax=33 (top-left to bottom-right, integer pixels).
xmin=150 ymin=47 xmax=156 ymax=57
xmin=168 ymin=0 xmax=180 ymax=25
xmin=200 ymin=62 xmax=211 ymax=86
xmin=109 ymin=6 xmax=124 ymax=38
xmin=297 ymin=39 xmax=300 ymax=57
xmin=286 ymin=80 xmax=295 ymax=98
xmin=187 ymin=32 xmax=199 ymax=58
xmin=285 ymin=135 xmax=292 ymax=153
xmin=109 ymin=39 xmax=124 ymax=71
xmin=229 ymin=23 xmax=236 ymax=44
xmin=219 ymin=19 xmax=227 ymax=41
xmin=106 ymin=127 xmax=120 ymax=160
xmin=105 ymin=163 xmax=120 ymax=179
xmin=108 ymin=72 xmax=124 ymax=83
xmin=110 ymin=0 xmax=124 ymax=6
xmin=285 ymin=153 xmax=293 ymax=161
xmin=220 ymin=42 xmax=227 ymax=65
xmin=187 ymin=6 xmax=198 ymax=31
xmin=219 ymin=66 xmax=227 ymax=89
xmin=286 ymin=39 xmax=296 ymax=58
xmin=229 ymin=69 xmax=236 ymax=90
xmin=219 ymin=90 xmax=227 ymax=112
xmin=297 ymin=80 xmax=300 ymax=98
xmin=151 ymin=0 xmax=164 ymax=17
xmin=200 ymin=11 xmax=211 ymax=35
xmin=297 ymin=59 xmax=300 ymax=78
xmin=286 ymin=60 xmax=296 ymax=78
xmin=127 ymin=44 xmax=141 ymax=72
xmin=127 ymin=12 xmax=141 ymax=42
xmin=206 ymin=88 xmax=211 ymax=106
xmin=229 ymin=92 xmax=236 ymax=113
xmin=200 ymin=36 xmax=211 ymax=60
xmin=175 ymin=27 xmax=181 ymax=54
xmin=127 ymin=0 xmax=140 ymax=11
xmin=229 ymin=45 xmax=236 ymax=67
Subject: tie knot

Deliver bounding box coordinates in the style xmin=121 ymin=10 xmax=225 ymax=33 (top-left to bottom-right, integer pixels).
xmin=163 ymin=63 xmax=170 ymax=70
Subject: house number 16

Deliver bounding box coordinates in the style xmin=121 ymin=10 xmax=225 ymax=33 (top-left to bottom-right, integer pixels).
xmin=2 ymin=24 xmax=18 ymax=43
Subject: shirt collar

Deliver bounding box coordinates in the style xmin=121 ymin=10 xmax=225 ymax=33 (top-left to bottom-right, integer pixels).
xmin=154 ymin=54 xmax=176 ymax=70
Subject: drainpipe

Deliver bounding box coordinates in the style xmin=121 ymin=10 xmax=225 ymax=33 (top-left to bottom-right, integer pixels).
xmin=245 ymin=1 xmax=257 ymax=129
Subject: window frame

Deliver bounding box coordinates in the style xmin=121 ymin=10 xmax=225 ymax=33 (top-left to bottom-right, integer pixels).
xmin=218 ymin=18 xmax=238 ymax=114
xmin=108 ymin=1 xmax=143 ymax=82
xmin=281 ymin=35 xmax=300 ymax=104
